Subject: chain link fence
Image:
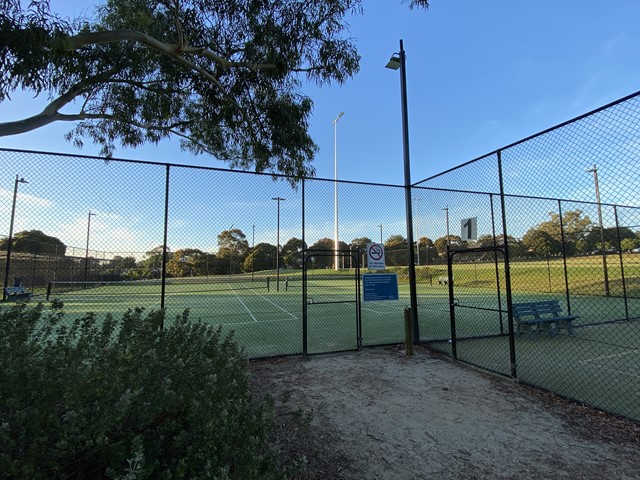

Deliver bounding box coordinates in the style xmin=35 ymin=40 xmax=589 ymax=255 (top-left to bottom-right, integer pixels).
xmin=0 ymin=149 xmax=407 ymax=359
xmin=414 ymin=90 xmax=640 ymax=420
xmin=2 ymin=89 xmax=640 ymax=420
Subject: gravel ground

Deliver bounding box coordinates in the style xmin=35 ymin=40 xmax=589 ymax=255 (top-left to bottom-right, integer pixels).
xmin=249 ymin=346 xmax=640 ymax=480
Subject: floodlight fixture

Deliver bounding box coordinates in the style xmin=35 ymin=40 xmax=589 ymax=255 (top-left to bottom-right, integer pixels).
xmin=385 ymin=54 xmax=401 ymax=70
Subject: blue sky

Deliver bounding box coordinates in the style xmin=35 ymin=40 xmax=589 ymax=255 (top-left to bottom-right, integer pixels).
xmin=1 ymin=0 xmax=640 ymax=255
xmin=2 ymin=1 xmax=640 ymax=182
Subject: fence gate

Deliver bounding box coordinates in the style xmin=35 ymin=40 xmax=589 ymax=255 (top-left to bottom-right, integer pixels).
xmin=446 ymin=246 xmax=515 ymax=377
xmin=302 ymin=249 xmax=362 ymax=355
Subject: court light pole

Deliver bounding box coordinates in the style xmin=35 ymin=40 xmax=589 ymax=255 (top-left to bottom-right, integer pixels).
xmin=84 ymin=211 xmax=96 ymax=283
xmin=378 ymin=224 xmax=383 ymax=244
xmin=333 ymin=111 xmax=345 ymax=271
xmin=2 ymin=175 xmax=28 ymax=301
xmin=443 ymin=207 xmax=450 ymax=246
xmin=414 ymin=197 xmax=421 ymax=265
xmin=272 ymin=197 xmax=285 ymax=291
xmin=386 ymin=39 xmax=419 ymax=341
xmin=586 ymin=165 xmax=610 ymax=296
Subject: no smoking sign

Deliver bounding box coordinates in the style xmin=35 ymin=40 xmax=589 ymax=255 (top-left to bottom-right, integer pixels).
xmin=366 ymin=243 xmax=386 ymax=270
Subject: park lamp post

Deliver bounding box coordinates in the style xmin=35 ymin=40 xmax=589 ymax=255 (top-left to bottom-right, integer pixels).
xmin=272 ymin=197 xmax=285 ymax=291
xmin=2 ymin=175 xmax=28 ymax=301
xmin=386 ymin=39 xmax=419 ymax=341
xmin=333 ymin=111 xmax=345 ymax=271
xmin=586 ymin=165 xmax=610 ymax=296
xmin=84 ymin=211 xmax=96 ymax=283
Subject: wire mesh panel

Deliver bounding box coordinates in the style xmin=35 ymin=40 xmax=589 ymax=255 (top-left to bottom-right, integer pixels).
xmin=165 ymin=166 xmax=303 ymax=358
xmin=0 ymin=150 xmax=167 ymax=300
xmin=302 ymin=177 xmax=407 ymax=348
xmin=447 ymin=248 xmax=511 ymax=377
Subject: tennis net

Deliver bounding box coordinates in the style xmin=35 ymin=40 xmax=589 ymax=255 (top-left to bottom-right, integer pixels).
xmin=47 ymin=276 xmax=270 ymax=299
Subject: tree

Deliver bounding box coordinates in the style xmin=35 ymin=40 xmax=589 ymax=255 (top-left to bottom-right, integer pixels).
xmin=280 ymin=237 xmax=306 ymax=269
xmin=522 ymin=210 xmax=592 ymax=255
xmin=350 ymin=237 xmax=372 ymax=252
xmin=586 ymin=226 xmax=635 ymax=252
xmin=1 ymin=0 xmax=430 ymax=180
xmin=100 ymin=255 xmax=137 ymax=276
xmin=0 ymin=230 xmax=66 ymax=255
xmin=621 ymin=237 xmax=640 ymax=252
xmin=474 ymin=234 xmax=526 ymax=257
xmin=130 ymin=245 xmax=170 ymax=278
xmin=308 ymin=237 xmax=335 ymax=269
xmin=217 ymin=229 xmax=249 ymax=274
xmin=384 ymin=235 xmax=407 ymax=266
xmin=433 ymin=235 xmax=463 ymax=256
xmin=166 ymin=248 xmax=211 ymax=277
xmin=243 ymin=242 xmax=276 ymax=273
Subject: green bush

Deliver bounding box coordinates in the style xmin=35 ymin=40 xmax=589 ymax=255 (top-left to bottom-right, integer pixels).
xmin=0 ymin=302 xmax=282 ymax=480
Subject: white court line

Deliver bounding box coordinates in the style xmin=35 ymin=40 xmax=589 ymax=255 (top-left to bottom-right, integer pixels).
xmin=362 ymin=303 xmax=407 ymax=314
xmin=587 ymin=365 xmax=640 ymax=379
xmin=256 ymin=293 xmax=298 ymax=319
xmin=579 ymin=349 xmax=640 ymax=364
xmin=230 ymin=287 xmax=257 ymax=322
xmin=222 ymin=317 xmax=297 ymax=327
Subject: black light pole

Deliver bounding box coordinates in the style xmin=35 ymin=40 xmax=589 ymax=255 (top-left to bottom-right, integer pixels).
xmin=378 ymin=224 xmax=383 ymax=244
xmin=586 ymin=165 xmax=610 ymax=296
xmin=386 ymin=39 xmax=419 ymax=340
xmin=272 ymin=197 xmax=285 ymax=291
xmin=3 ymin=175 xmax=28 ymax=301
xmin=84 ymin=211 xmax=96 ymax=283
xmin=251 ymin=224 xmax=255 ymax=281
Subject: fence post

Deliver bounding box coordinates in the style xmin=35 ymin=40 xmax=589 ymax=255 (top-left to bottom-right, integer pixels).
xmin=614 ymin=206 xmax=629 ymax=320
xmin=404 ymin=307 xmax=414 ymax=355
xmin=557 ymin=200 xmax=571 ymax=315
xmin=160 ymin=164 xmax=170 ymax=327
xmin=497 ymin=150 xmax=517 ymax=379
xmin=489 ymin=193 xmax=504 ymax=335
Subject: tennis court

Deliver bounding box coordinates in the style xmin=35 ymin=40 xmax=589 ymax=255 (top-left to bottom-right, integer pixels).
xmin=43 ymin=275 xmax=408 ymax=357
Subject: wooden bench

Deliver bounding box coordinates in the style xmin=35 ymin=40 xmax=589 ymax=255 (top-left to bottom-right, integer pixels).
xmin=4 ymin=286 xmax=32 ymax=301
xmin=512 ymin=300 xmax=576 ymax=337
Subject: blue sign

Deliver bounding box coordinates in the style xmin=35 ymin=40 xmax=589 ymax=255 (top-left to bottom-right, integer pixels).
xmin=362 ymin=273 xmax=399 ymax=301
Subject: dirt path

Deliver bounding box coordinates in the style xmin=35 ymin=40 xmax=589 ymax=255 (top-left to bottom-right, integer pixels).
xmin=250 ymin=346 xmax=640 ymax=480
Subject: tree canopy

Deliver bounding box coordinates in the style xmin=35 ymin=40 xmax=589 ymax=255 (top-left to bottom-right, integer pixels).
xmin=1 ymin=0 xmax=429 ymax=180
xmin=0 ymin=230 xmax=66 ymax=255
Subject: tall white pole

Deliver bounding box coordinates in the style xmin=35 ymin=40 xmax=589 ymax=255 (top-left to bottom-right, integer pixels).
xmin=586 ymin=165 xmax=609 ymax=296
xmin=333 ymin=111 xmax=344 ymax=271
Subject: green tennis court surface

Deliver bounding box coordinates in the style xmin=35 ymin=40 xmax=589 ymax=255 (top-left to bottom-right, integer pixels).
xmin=43 ymin=276 xmax=409 ymax=357
xmin=36 ymin=275 xmax=640 ymax=419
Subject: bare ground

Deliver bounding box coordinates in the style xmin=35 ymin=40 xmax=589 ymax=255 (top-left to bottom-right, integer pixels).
xmin=249 ymin=346 xmax=640 ymax=480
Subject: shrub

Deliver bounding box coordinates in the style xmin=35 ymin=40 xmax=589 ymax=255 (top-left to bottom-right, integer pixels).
xmin=0 ymin=302 xmax=282 ymax=479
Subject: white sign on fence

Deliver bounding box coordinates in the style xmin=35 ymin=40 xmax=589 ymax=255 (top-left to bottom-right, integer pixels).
xmin=366 ymin=243 xmax=386 ymax=270
xmin=460 ymin=217 xmax=478 ymax=241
